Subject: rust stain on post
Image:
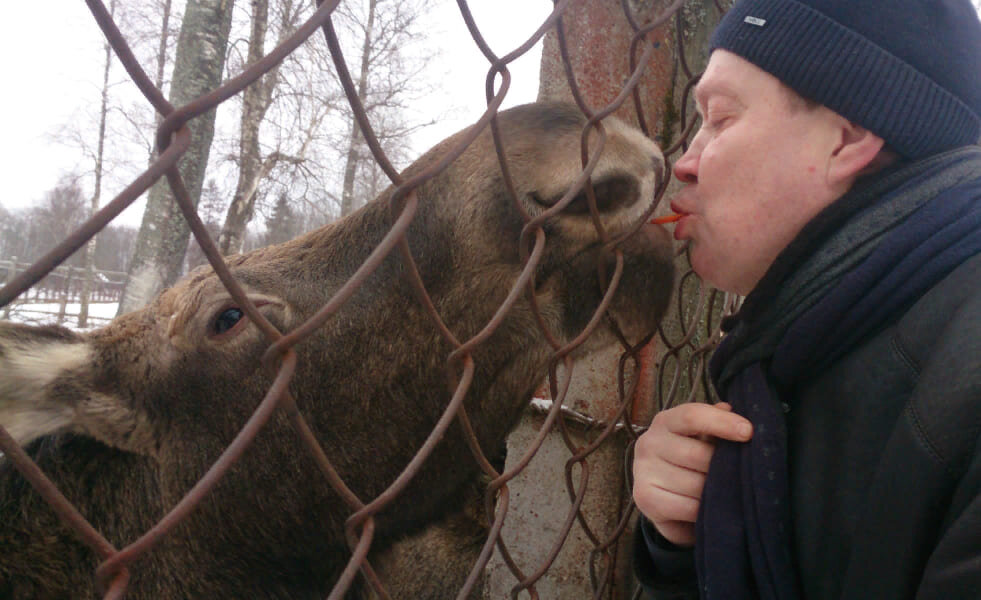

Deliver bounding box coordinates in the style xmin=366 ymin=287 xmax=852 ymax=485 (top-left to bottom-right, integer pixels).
xmin=539 ymin=0 xmax=676 ymax=136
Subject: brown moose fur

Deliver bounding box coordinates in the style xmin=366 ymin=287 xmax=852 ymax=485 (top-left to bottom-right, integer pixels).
xmin=0 ymin=102 xmax=674 ymax=599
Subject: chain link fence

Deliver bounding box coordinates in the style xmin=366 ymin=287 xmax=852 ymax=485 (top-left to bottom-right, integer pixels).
xmin=0 ymin=0 xmax=738 ymax=598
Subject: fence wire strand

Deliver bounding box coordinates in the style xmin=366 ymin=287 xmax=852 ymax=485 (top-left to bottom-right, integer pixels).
xmin=0 ymin=0 xmax=737 ymax=598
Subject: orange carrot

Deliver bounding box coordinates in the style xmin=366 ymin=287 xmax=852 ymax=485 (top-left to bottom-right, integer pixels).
xmin=650 ymin=214 xmax=683 ymax=225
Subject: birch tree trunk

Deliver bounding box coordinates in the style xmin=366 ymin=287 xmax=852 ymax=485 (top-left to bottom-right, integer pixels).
xmin=152 ymin=0 xmax=175 ymax=143
xmin=339 ymin=0 xmax=376 ymax=218
xmin=217 ymin=0 xmax=300 ymax=255
xmin=119 ymin=0 xmax=235 ymax=315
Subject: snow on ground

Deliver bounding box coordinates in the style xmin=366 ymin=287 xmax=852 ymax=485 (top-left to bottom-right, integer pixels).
xmin=3 ymin=301 xmax=119 ymax=330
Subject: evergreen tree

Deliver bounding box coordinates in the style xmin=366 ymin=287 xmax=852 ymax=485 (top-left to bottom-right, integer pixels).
xmin=264 ymin=192 xmax=298 ymax=247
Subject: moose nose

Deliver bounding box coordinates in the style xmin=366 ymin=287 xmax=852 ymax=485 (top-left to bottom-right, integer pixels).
xmin=533 ymin=176 xmax=642 ymax=215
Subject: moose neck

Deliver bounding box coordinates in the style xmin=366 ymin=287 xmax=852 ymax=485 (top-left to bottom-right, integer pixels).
xmin=256 ymin=186 xmax=452 ymax=298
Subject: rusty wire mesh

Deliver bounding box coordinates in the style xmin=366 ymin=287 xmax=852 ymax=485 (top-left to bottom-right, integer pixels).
xmin=0 ymin=0 xmax=740 ymax=598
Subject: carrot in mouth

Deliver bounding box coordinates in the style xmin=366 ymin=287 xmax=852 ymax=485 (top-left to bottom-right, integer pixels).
xmin=650 ymin=214 xmax=683 ymax=225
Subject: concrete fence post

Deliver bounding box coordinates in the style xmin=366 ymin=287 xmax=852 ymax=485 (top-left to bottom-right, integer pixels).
xmin=483 ymin=2 xmax=728 ymax=597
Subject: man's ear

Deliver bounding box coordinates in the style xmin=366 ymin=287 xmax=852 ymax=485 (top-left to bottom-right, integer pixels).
xmin=828 ymin=120 xmax=887 ymax=185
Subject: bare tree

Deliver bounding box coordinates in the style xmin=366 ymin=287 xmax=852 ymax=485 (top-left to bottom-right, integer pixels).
xmin=257 ymin=52 xmax=342 ymax=224
xmin=0 ymin=206 xmax=17 ymax=260
xmin=77 ymin=0 xmax=119 ymax=329
xmin=335 ymin=0 xmax=437 ymax=217
xmin=22 ymin=0 xmax=181 ymax=324
xmin=216 ymin=0 xmax=305 ymax=255
xmin=33 ymin=181 xmax=91 ymax=262
xmin=0 ymin=191 xmax=134 ymax=276
xmin=184 ymin=178 xmax=228 ymax=271
xmin=152 ymin=0 xmax=177 ymax=129
xmin=119 ymin=0 xmax=236 ymax=315
xmin=101 ymin=0 xmax=181 ymax=165
xmin=214 ymin=0 xmax=441 ymax=252
xmin=94 ymin=226 xmax=139 ymax=273
xmin=337 ymin=0 xmax=377 ymax=217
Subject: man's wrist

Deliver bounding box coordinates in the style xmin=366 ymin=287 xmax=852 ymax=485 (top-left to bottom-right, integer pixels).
xmin=637 ymin=517 xmax=697 ymax=584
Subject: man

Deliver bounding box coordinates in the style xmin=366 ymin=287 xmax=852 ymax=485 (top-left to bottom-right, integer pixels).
xmin=632 ymin=1 xmax=981 ymax=599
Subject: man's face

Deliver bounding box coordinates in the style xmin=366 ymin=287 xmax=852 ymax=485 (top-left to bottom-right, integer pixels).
xmin=671 ymin=50 xmax=851 ymax=295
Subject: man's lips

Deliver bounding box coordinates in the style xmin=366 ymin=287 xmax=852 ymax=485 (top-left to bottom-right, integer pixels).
xmin=648 ymin=212 xmax=690 ymax=241
xmin=664 ymin=201 xmax=693 ymax=241
xmin=672 ymin=216 xmax=690 ymax=241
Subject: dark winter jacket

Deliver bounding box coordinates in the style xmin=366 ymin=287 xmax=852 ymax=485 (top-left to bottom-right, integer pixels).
xmin=634 ymin=151 xmax=981 ymax=599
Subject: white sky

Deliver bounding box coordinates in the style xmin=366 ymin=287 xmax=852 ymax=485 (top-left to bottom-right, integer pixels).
xmin=0 ymin=0 xmax=550 ymax=227
xmin=1 ymin=3 xmax=109 ymax=213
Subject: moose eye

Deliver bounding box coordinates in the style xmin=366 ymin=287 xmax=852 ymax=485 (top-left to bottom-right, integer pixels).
xmin=212 ymin=307 xmax=244 ymax=336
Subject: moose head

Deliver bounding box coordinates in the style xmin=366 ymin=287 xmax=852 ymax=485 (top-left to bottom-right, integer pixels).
xmin=0 ymin=102 xmax=675 ymax=598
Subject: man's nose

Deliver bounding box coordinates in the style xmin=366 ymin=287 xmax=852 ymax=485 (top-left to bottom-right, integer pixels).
xmin=672 ymin=147 xmax=699 ymax=184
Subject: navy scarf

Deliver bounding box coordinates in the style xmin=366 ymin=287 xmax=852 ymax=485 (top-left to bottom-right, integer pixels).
xmin=694 ymin=147 xmax=981 ymax=600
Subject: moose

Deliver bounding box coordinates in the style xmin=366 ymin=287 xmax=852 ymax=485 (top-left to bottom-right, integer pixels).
xmin=0 ymin=102 xmax=675 ymax=598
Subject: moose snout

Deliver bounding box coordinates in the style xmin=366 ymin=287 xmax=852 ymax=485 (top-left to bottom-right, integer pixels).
xmin=615 ymin=222 xmax=674 ymax=259
xmin=532 ymin=175 xmax=643 ymax=216
xmin=602 ymin=221 xmax=676 ymax=339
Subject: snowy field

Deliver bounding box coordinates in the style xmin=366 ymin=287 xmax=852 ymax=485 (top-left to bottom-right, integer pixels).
xmin=3 ymin=301 xmax=119 ymax=330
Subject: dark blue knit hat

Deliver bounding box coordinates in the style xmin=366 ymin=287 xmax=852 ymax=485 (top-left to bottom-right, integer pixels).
xmin=710 ymin=0 xmax=981 ymax=158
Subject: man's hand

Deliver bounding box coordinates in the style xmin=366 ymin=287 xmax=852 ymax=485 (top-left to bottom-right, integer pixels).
xmin=632 ymin=402 xmax=753 ymax=547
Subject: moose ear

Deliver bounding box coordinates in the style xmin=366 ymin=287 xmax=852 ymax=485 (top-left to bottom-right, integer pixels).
xmin=0 ymin=322 xmax=100 ymax=447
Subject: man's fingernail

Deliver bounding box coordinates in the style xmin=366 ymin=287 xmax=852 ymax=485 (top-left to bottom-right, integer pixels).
xmin=738 ymin=423 xmax=753 ymax=438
